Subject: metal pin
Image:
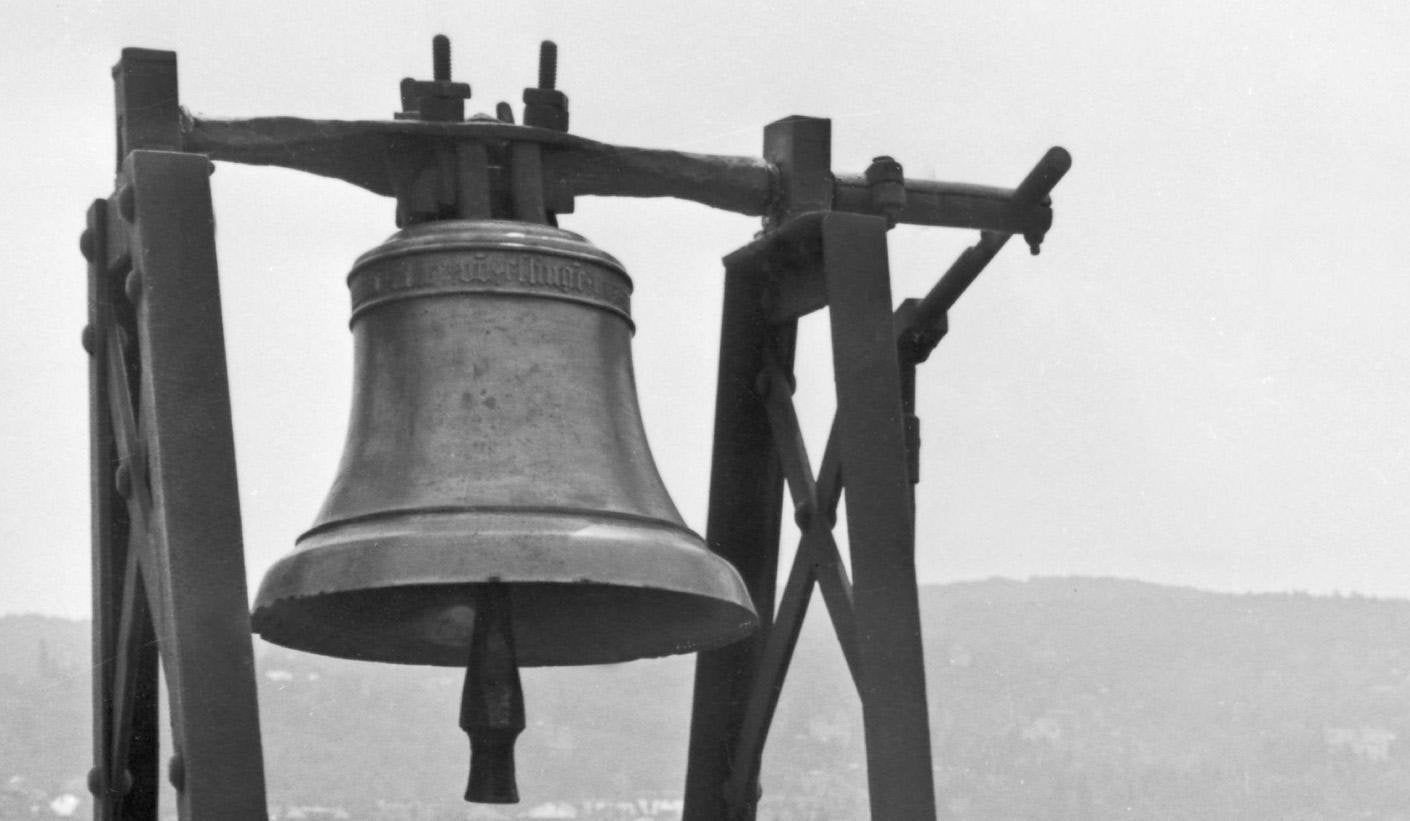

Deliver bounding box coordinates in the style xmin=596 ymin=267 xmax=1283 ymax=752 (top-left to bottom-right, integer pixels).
xmin=117 ymin=185 xmax=136 ymax=223
xmin=115 ymin=461 xmax=133 ymax=499
xmin=538 ymin=41 xmax=557 ymax=90
xmin=168 ymin=754 xmax=185 ymax=791
xmin=433 ymin=35 xmax=452 ymax=82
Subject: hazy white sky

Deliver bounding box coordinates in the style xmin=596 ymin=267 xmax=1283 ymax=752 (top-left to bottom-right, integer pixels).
xmin=3 ymin=1 xmax=1409 ymax=618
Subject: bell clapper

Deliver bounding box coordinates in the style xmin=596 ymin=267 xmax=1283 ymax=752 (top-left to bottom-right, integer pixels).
xmin=460 ymin=584 xmax=526 ymax=803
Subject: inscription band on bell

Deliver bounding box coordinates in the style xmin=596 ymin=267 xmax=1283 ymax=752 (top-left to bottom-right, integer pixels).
xmin=349 ymin=246 xmax=637 ymax=323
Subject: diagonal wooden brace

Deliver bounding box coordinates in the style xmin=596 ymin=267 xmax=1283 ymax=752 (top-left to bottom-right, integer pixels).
xmin=87 ymin=196 xmax=161 ymax=821
xmin=102 ymin=326 xmax=164 ymax=819
xmin=757 ymin=353 xmax=859 ymax=675
xmin=718 ymin=353 xmax=861 ymax=810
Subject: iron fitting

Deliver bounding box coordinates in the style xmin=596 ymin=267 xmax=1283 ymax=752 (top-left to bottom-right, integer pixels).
xmin=116 ymin=184 xmax=136 ymax=223
xmin=793 ymin=500 xmax=814 ymax=531
xmin=168 ymin=754 xmax=185 ymax=791
xmin=864 ymin=155 xmax=906 ymax=224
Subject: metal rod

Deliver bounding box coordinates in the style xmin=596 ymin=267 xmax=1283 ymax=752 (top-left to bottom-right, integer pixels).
xmin=722 ymin=543 xmax=817 ymax=811
xmin=106 ymin=549 xmax=148 ymax=801
xmin=85 ymin=197 xmax=121 ymax=818
xmin=914 ymin=230 xmax=1011 ymax=334
xmin=432 ymin=35 xmax=452 ymax=82
xmin=909 ymin=146 xmax=1074 ymax=347
xmin=1013 ymin=145 xmax=1073 ymax=206
xmin=537 ymin=41 xmax=557 ymax=90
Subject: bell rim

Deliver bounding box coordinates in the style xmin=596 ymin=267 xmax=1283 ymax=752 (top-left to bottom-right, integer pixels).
xmin=252 ymin=508 xmax=758 ymax=666
xmin=252 ymin=582 xmax=758 ymax=667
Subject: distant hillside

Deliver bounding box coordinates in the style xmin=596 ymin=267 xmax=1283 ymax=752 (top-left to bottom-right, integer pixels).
xmin=6 ymin=578 xmax=1410 ymax=819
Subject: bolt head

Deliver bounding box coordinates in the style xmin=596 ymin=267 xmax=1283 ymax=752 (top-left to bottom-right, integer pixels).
xmin=116 ymin=184 xmax=136 ymax=223
xmin=81 ymin=325 xmax=97 ymax=356
xmin=168 ymin=754 xmax=185 ymax=791
xmin=865 ymin=155 xmax=904 ymax=184
xmin=793 ymin=501 xmax=814 ymax=531
xmin=115 ymin=461 xmax=132 ymax=499
xmin=124 ymin=270 xmax=142 ymax=303
xmin=80 ymin=228 xmax=96 ymax=262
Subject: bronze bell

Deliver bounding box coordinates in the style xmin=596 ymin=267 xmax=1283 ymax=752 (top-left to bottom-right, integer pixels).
xmin=251 ymin=220 xmax=755 ymax=800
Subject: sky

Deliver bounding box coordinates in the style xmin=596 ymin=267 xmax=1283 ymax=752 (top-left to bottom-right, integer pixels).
xmin=3 ymin=1 xmax=1410 ymax=619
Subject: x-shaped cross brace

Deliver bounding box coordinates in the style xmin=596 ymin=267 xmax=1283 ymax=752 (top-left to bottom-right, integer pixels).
xmin=687 ymin=145 xmax=1069 ymax=821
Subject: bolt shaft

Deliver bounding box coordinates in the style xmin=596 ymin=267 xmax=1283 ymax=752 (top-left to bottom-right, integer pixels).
xmin=538 ymin=41 xmax=557 ymax=90
xmin=433 ymin=35 xmax=452 ymax=81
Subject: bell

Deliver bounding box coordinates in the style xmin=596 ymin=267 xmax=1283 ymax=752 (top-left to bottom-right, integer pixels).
xmin=253 ymin=219 xmax=755 ymax=661
xmin=251 ymin=220 xmax=755 ymax=801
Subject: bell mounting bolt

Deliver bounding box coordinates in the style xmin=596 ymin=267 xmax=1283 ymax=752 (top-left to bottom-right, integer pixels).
xmin=523 ymin=40 xmax=568 ymax=131
xmin=398 ymin=34 xmax=471 ymax=122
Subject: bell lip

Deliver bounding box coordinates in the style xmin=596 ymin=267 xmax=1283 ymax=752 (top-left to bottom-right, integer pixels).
xmin=253 ymin=584 xmax=758 ymax=667
xmin=251 ymin=509 xmax=758 ymax=667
